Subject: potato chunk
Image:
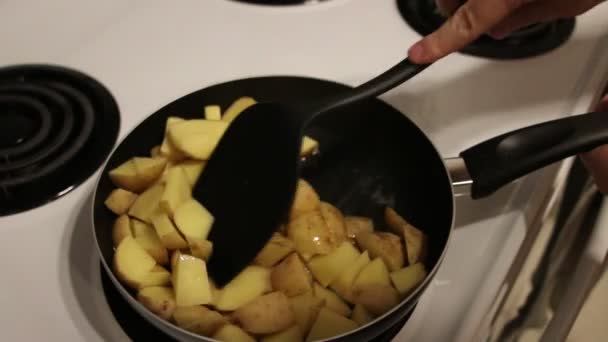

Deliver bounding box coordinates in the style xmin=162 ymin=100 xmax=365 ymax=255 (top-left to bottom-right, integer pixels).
xmin=113 ymin=236 xmax=157 ymax=289
xmin=355 ymin=231 xmax=404 ymax=272
xmin=137 ymin=286 xmax=176 ymax=320
xmin=173 ymin=254 xmax=212 ymax=306
xmin=352 ymin=284 xmax=399 ymax=316
xmin=271 ymin=253 xmax=313 ymax=297
xmin=221 ymin=96 xmax=257 ymax=123
xmin=173 ymin=305 xmax=226 ymax=336
xmin=287 ymin=211 xmax=334 ymax=256
xmin=289 ymin=179 xmax=321 ymax=220
xmin=140 ymin=265 xmax=171 ymax=288
xmin=344 ymin=216 xmax=373 ymax=241
xmin=305 ymin=308 xmax=358 ymax=342
xmin=177 ymin=160 xmax=206 ymax=186
xmin=173 ymin=198 xmax=214 ymax=241
xmin=330 ymin=251 xmax=370 ymax=303
xmin=307 ymin=242 xmax=360 ymax=287
xmin=205 ymin=105 xmax=222 ymax=120
xmin=128 ymin=184 xmax=165 ymax=223
xmin=262 ymin=325 xmax=304 ymax=342
xmin=213 ymin=324 xmax=256 ymax=342
xmin=167 ymin=119 xmax=228 ymax=160
xmin=233 ymin=291 xmax=295 ymax=334
xmin=313 ymin=283 xmax=351 ymax=317
xmin=160 ymin=117 xmax=187 ymax=161
xmin=160 ymin=166 xmax=191 ymax=217
xmin=104 ymin=188 xmax=138 ymax=215
xmin=151 ymin=213 xmax=188 ymax=250
xmin=288 ymin=291 xmax=325 ymax=336
xmin=351 ymin=304 xmax=374 ymax=326
xmin=131 ymin=220 xmax=168 ymax=265
xmin=352 ymin=257 xmax=391 ymax=289
xmin=385 ymin=207 xmax=428 ymax=264
xmin=254 ymin=233 xmax=295 ymax=267
xmin=390 ymin=262 xmax=428 ymax=296
xmin=112 ymin=214 xmax=133 ymax=247
xmin=214 ymin=266 xmax=272 ymax=311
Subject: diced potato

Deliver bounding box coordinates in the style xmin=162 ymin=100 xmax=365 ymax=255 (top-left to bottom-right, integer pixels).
xmin=160 ymin=117 xmax=187 ymax=161
xmin=344 ymin=216 xmax=374 ymax=241
xmin=307 ymin=242 xmax=360 ymax=287
xmin=160 ymin=166 xmax=191 ymax=217
xmin=355 ymin=231 xmax=404 ymax=272
xmin=177 ymin=160 xmax=206 ymax=186
xmin=104 ymin=188 xmax=138 ymax=215
xmin=352 ymin=284 xmax=399 ymax=316
xmin=300 ymin=136 xmax=319 ymax=157
xmin=173 ymin=305 xmax=227 ymax=336
xmin=173 ymin=254 xmax=212 ymax=306
xmin=221 ymin=96 xmax=257 ymax=123
xmin=173 ymin=199 xmax=214 ymax=241
xmin=188 ymin=237 xmax=213 ymax=261
xmin=140 ymin=265 xmax=171 ymax=288
xmin=137 ymin=286 xmax=176 ymax=320
xmin=262 ymin=325 xmax=304 ymax=342
xmin=205 ymin=105 xmax=222 ymax=120
xmin=254 ymin=233 xmax=295 ymax=267
xmin=313 ymin=283 xmax=351 ymax=317
xmin=133 ymin=157 xmax=168 ymax=186
xmin=287 ymin=211 xmax=334 ymax=256
xmin=112 ymin=215 xmax=133 ymax=247
xmin=271 ymin=253 xmax=313 ymax=297
xmin=113 ymin=236 xmax=157 ymax=289
xmin=289 ymin=179 xmax=320 ymax=220
xmin=305 ymin=308 xmax=358 ymax=342
xmin=351 ymin=304 xmax=374 ymax=326
xmin=214 ymin=266 xmax=272 ymax=311
xmin=150 ymin=145 xmax=161 ymax=157
xmin=233 ymin=291 xmax=295 ymax=334
xmin=131 ymin=220 xmax=169 ymax=265
xmin=151 ymin=213 xmax=188 ymax=250
xmin=108 ymin=155 xmax=167 ymax=193
xmin=167 ymin=119 xmax=229 ymax=160
xmin=128 ymin=184 xmax=165 ymax=223
xmin=352 ymin=258 xmax=391 ymax=289
xmin=213 ymin=324 xmax=256 ymax=342
xmin=288 ymin=291 xmax=325 ymax=336
xmin=390 ymin=263 xmax=428 ymax=296
xmin=319 ymin=202 xmax=347 ymax=247
xmin=385 ymin=207 xmax=428 ymax=264
xmin=330 ymin=251 xmax=371 ymax=303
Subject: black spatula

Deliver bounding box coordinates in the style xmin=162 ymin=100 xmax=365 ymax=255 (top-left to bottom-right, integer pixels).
xmin=194 ymin=58 xmax=430 ymax=287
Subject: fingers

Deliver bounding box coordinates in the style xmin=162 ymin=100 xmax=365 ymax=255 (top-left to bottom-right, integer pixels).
xmin=408 ymin=0 xmax=531 ymax=64
xmin=488 ymin=1 xmax=557 ymax=39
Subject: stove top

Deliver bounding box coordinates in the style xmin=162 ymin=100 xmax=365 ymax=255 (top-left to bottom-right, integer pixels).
xmin=230 ymin=0 xmax=329 ymax=5
xmin=0 ymin=65 xmax=119 ymax=216
xmin=397 ymin=0 xmax=575 ymax=59
xmin=1 ymin=1 xmax=607 ymax=342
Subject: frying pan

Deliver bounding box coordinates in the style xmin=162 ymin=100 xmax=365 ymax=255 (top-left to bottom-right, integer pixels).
xmin=93 ymin=75 xmax=608 ymax=341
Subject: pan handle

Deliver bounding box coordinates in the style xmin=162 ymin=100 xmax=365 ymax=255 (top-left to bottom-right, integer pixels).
xmin=459 ymin=111 xmax=608 ymax=199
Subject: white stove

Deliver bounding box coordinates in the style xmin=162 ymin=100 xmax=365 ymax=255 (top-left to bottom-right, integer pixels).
xmin=1 ymin=1 xmax=608 ymax=341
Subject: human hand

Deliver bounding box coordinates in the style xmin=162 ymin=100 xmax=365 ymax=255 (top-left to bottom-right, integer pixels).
xmin=408 ymin=0 xmax=605 ymax=64
xmin=581 ymin=96 xmax=608 ymax=193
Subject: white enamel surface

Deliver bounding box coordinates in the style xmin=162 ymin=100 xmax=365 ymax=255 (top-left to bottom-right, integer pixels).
xmin=1 ymin=1 xmax=608 ymax=341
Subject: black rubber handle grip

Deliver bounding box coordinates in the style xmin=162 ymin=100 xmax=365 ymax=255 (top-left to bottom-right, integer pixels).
xmin=461 ymin=111 xmax=608 ymax=199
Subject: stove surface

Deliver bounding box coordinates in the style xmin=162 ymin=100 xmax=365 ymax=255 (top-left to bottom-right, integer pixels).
xmin=1 ymin=0 xmax=608 ymax=341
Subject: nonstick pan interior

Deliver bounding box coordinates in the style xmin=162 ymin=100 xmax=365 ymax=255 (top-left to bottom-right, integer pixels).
xmin=92 ymin=75 xmax=454 ymax=338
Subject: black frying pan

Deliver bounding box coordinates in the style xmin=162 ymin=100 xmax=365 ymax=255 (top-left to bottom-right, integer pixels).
xmin=93 ymin=75 xmax=608 ymax=341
